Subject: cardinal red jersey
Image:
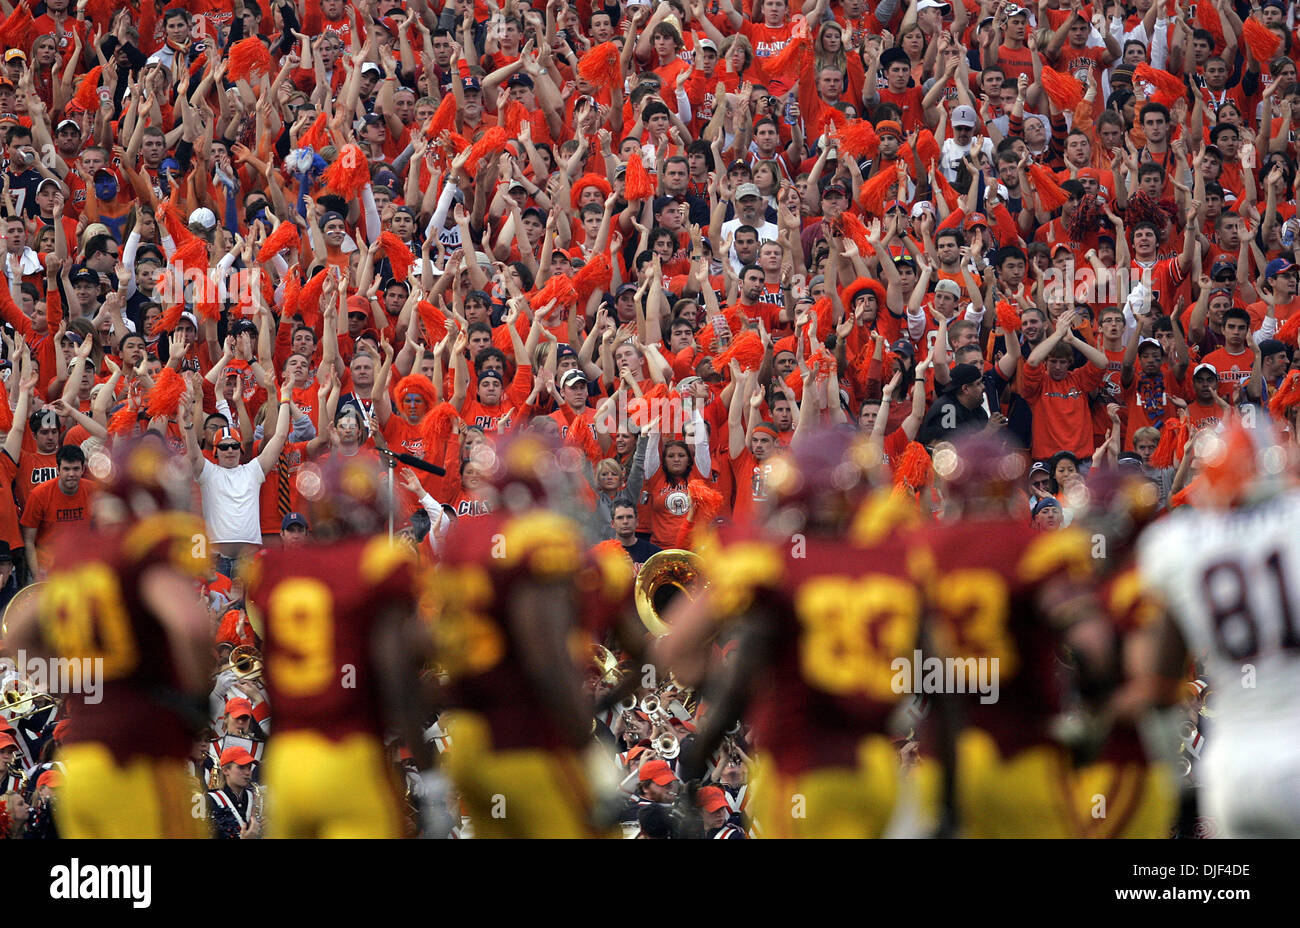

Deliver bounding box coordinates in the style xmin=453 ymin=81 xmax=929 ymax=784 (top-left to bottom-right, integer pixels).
xmin=39 ymin=513 xmax=212 ymax=764
xmin=707 ymin=518 xmax=923 ymax=778
xmin=1095 ymin=562 xmax=1160 ymax=764
xmin=245 ymin=536 xmax=416 ymax=740
xmin=431 ymin=510 xmax=587 ymax=751
xmin=908 ymin=519 xmax=1094 ymax=755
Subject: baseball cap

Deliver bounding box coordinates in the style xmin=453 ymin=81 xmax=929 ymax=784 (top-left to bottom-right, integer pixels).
xmin=56 ymin=118 xmax=78 ymax=132
xmin=507 ymin=72 xmax=534 ymax=88
xmin=891 ymin=338 xmax=916 ymax=358
xmin=951 ymin=104 xmax=977 ymax=128
xmin=616 ymin=282 xmax=638 ymax=296
xmin=478 ymin=368 xmax=504 ymax=383
xmin=1193 ymin=362 xmax=1219 ymax=379
xmin=281 ymin=511 xmax=309 ymax=531
xmin=822 ymin=181 xmax=848 ymax=199
xmin=697 ymin=785 xmax=729 ymax=813
xmin=361 ymin=62 xmax=382 ymax=76
xmin=462 ymin=76 xmax=481 ymax=92
xmin=917 ymin=0 xmax=952 ymax=11
xmin=219 ymin=746 xmax=258 ymax=767
xmin=224 ymin=696 xmax=254 ymax=719
xmin=965 ymin=212 xmax=989 ymax=229
xmin=1260 ymin=338 xmax=1288 ymax=358
xmin=1137 ymin=337 xmax=1164 ymax=354
xmin=215 ymin=425 xmax=242 ymax=445
xmin=559 ymin=368 xmax=587 ymax=389
xmin=36 ymin=769 xmax=63 ymax=789
xmin=638 ymin=759 xmax=678 ymax=785
xmin=935 ymin=278 xmax=962 ymax=297
xmin=1031 ymin=496 xmax=1061 ymax=518
xmin=1266 ymin=257 xmax=1297 ymax=278
xmin=1211 ymin=257 xmax=1237 ymax=278
xmin=911 ymin=201 xmax=936 ymax=219
xmin=1005 ymin=3 xmax=1029 ymax=16
xmin=0 ymin=731 xmax=16 ymax=751
xmin=4 ymin=49 xmax=26 ymax=63
xmin=189 ymin=207 xmax=217 ymax=231
xmin=697 ymin=37 xmax=718 ymax=52
xmin=735 ymin=183 xmax=762 ymax=200
xmin=36 ymin=176 xmax=60 ymax=193
xmin=949 ymin=362 xmax=983 ymax=388
xmin=70 ymin=265 xmax=99 ymax=286
xmin=726 ymin=159 xmax=751 ymax=174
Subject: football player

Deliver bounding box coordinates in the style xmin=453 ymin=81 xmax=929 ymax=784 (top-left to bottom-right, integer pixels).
xmin=246 ymin=454 xmax=442 ymax=838
xmin=908 ymin=434 xmax=1116 ymax=838
xmin=661 ymin=428 xmax=921 ymax=838
xmin=1138 ymin=422 xmax=1300 ymax=837
xmin=5 ymin=439 xmax=213 ymax=838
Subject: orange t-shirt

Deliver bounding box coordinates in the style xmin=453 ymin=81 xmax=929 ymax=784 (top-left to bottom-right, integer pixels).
xmin=20 ymin=477 xmax=94 ymax=568
xmin=729 ymin=449 xmax=775 ymax=521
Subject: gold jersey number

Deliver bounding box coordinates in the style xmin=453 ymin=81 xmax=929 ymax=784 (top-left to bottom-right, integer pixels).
xmin=794 ymin=574 xmax=920 ymax=700
xmin=266 ymin=578 xmax=336 ymax=698
xmin=432 ymin=564 xmax=505 ymax=680
xmin=42 ymin=563 xmax=139 ymax=679
xmin=927 ymin=569 xmax=1019 ymax=679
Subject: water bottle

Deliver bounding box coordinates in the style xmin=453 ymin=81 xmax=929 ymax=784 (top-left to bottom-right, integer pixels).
xmin=783 ymin=98 xmax=798 ymax=126
xmin=1283 ymin=221 xmax=1296 ymax=250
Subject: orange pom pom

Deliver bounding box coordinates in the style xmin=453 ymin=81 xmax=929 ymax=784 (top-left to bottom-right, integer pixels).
xmin=754 ymin=38 xmax=809 ymax=86
xmin=68 ymin=65 xmax=103 ymax=114
xmin=170 ymin=238 xmax=210 ymax=277
xmin=833 ymin=119 xmax=880 ymax=160
xmin=257 ymin=221 xmax=301 ymax=264
xmin=1243 ymin=18 xmax=1282 ymax=64
xmin=146 ymin=367 xmax=187 ymax=420
xmin=1276 ymin=310 xmax=1300 ymax=347
xmin=914 ymin=129 xmax=941 ymax=172
xmin=281 ymin=272 xmax=303 ymax=323
xmin=673 ymin=479 xmax=724 ymax=549
xmin=503 ymin=100 xmax=531 ymax=137
xmin=379 ymin=231 xmax=415 ymax=281
xmin=297 ymin=268 xmax=331 ymax=330
xmin=858 ymin=168 xmax=899 ymax=217
xmin=712 ymin=329 xmax=765 ymax=372
xmin=573 ymin=252 xmax=612 ymax=306
xmin=577 ymin=42 xmax=622 ymax=92
xmin=463 ymin=126 xmax=509 ymax=176
xmin=227 ymin=37 xmax=273 ymax=83
xmin=1169 ymin=483 xmax=1195 ymax=509
xmin=299 ymin=112 xmax=332 ymax=153
xmin=427 ymin=93 xmax=458 ymax=139
xmin=996 ymin=301 xmax=1022 ymax=332
xmin=323 ymin=144 xmax=371 ymax=200
xmin=1134 ymin=64 xmax=1186 ymax=104
xmin=893 ymin=441 xmax=932 ymax=491
xmin=419 ymin=401 xmax=461 ymax=453
xmin=530 ymin=274 xmax=578 ymax=311
xmin=1028 ymin=163 xmax=1070 ymax=211
xmin=0 ymin=3 xmax=34 ymax=54
xmin=623 ymin=151 xmax=655 ymax=202
xmin=156 ymin=200 xmax=196 ymax=248
xmin=154 ymin=303 xmax=184 ymax=335
xmin=415 ymin=300 xmax=447 ymax=344
xmin=591 ymin=537 xmax=633 ymax=564
xmin=932 ymin=170 xmax=961 ymax=211
xmin=1040 ymin=67 xmax=1084 ymax=111
xmin=107 ymin=404 xmax=139 ymax=437
xmin=1269 ymin=370 xmax=1300 ymax=418
xmin=1149 ymin=417 xmax=1186 ymax=469
xmin=831 ymin=211 xmax=870 ymax=253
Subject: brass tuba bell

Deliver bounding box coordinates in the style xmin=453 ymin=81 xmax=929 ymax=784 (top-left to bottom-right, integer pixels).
xmin=1 ymin=678 xmax=54 ymax=721
xmin=634 ymin=549 xmax=706 ymax=638
xmin=588 ymin=644 xmax=622 ymax=686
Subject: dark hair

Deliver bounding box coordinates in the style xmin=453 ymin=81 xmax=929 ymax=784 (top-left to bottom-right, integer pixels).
xmin=510 ymin=261 xmax=535 ymax=292
xmin=1139 ymin=101 xmax=1171 ymax=123
xmin=474 ymin=346 xmax=508 ymax=375
xmin=1048 ymin=450 xmax=1081 ymax=478
xmin=1223 ymin=307 xmax=1252 ymax=327
xmin=661 ymin=439 xmax=694 ymax=482
xmin=56 ymin=444 xmax=86 ymax=467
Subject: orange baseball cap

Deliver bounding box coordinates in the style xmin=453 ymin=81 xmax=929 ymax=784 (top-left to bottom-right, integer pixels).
xmin=224 ymin=697 xmax=254 ymax=719
xmin=36 ymin=769 xmax=63 ymax=789
xmin=697 ymin=786 xmax=728 ymax=813
xmin=638 ymin=758 xmax=677 ymax=785
xmin=0 ymin=731 xmax=17 ymax=751
xmin=219 ymin=745 xmax=258 ymax=767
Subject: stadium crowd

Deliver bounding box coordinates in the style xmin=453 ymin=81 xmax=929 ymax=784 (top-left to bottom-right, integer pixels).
xmin=0 ymin=0 xmax=1285 ymax=839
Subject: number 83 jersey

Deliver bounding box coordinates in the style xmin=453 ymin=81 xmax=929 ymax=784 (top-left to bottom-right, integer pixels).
xmin=707 ymin=523 xmax=923 ymax=779
xmin=1138 ymin=497 xmax=1300 ymax=735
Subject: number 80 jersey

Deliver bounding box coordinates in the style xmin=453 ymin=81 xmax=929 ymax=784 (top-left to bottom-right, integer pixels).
xmin=1138 ymin=496 xmax=1300 ymax=736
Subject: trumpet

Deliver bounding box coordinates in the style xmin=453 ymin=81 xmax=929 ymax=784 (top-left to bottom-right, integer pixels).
xmin=640 ymin=694 xmax=669 ymax=721
xmin=654 ymin=731 xmax=680 ymax=760
xmin=616 ymin=693 xmax=638 ymax=713
xmin=228 ymin=645 xmax=263 ymax=683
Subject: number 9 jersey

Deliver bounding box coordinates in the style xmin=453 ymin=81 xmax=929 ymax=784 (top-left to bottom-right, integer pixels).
xmin=1137 ymin=496 xmax=1300 ymax=837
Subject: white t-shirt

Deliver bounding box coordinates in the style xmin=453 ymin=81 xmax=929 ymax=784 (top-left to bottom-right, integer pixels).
xmin=198 ymin=459 xmax=266 ymax=545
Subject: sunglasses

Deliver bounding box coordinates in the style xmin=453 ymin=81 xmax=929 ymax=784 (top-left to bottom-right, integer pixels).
xmin=216 ymin=443 xmax=240 ymax=452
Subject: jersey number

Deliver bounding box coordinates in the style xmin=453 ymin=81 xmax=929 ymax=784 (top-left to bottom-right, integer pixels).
xmin=432 ymin=565 xmax=505 ymax=679
xmin=41 ymin=562 xmax=139 ymax=678
xmin=1202 ymin=550 xmax=1300 ymax=661
xmin=927 ymin=569 xmax=1019 ymax=679
xmin=266 ymin=578 xmax=335 ymax=697
xmin=794 ymin=575 xmax=920 ymax=699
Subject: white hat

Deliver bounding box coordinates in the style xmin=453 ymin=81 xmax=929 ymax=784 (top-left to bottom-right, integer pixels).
xmin=188 ymin=207 xmax=217 ymax=231
xmin=911 ymin=201 xmax=935 ymax=219
xmin=180 ymin=310 xmax=199 ymax=328
xmin=1193 ymin=363 xmax=1219 ymax=379
xmin=917 ymin=0 xmax=952 ymax=11
xmin=361 ymin=62 xmax=382 ymax=76
xmin=696 ymin=37 xmax=717 ymax=52
xmin=951 ymin=105 xmax=977 ymax=128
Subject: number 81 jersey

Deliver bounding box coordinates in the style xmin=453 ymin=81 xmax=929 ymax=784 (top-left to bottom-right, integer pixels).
xmin=244 ymin=538 xmax=417 ymax=740
xmin=1137 ymin=497 xmax=1300 ymax=735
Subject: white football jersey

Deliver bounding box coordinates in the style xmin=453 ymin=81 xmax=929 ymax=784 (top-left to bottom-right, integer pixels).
xmin=1138 ymin=494 xmax=1300 ymax=734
